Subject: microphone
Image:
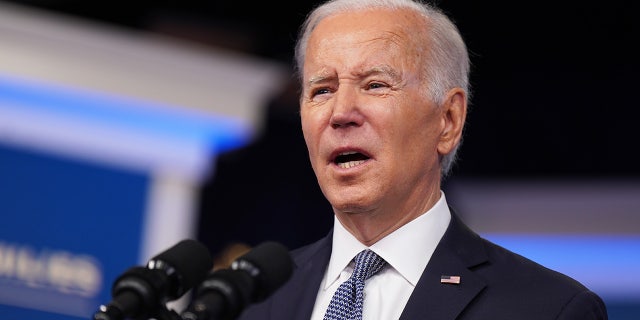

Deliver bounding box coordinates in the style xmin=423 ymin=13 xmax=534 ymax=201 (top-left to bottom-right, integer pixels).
xmin=181 ymin=241 xmax=293 ymax=320
xmin=94 ymin=239 xmax=214 ymax=320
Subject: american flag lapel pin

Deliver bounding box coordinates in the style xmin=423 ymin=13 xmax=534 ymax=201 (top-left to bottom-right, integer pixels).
xmin=440 ymin=275 xmax=461 ymax=284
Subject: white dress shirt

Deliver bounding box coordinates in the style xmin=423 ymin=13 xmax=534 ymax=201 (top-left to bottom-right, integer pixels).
xmin=310 ymin=191 xmax=452 ymax=320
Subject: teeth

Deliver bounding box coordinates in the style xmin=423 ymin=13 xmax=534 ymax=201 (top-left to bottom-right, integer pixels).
xmin=335 ymin=151 xmax=367 ymax=168
xmin=338 ymin=160 xmax=365 ymax=169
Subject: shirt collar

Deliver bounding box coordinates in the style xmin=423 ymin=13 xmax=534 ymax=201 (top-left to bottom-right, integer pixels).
xmin=325 ymin=191 xmax=452 ymax=288
xmin=324 ymin=216 xmax=369 ymax=289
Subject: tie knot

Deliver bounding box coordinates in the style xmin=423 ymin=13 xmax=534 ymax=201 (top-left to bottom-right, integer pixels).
xmin=352 ymin=249 xmax=386 ymax=281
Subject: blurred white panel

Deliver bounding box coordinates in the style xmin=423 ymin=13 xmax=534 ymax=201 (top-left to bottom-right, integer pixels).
xmin=445 ymin=178 xmax=640 ymax=234
xmin=0 ymin=0 xmax=287 ymax=131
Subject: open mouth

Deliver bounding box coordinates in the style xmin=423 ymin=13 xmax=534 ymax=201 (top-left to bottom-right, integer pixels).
xmin=334 ymin=151 xmax=370 ymax=169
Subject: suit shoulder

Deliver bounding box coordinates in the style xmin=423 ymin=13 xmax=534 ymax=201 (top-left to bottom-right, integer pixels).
xmin=464 ymin=237 xmax=608 ymax=318
xmin=478 ymin=236 xmax=588 ymax=290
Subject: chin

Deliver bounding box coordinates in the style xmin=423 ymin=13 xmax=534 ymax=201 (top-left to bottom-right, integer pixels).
xmin=321 ymin=180 xmax=378 ymax=210
xmin=328 ymin=194 xmax=373 ymax=214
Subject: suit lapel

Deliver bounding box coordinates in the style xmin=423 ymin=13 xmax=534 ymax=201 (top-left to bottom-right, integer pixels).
xmin=270 ymin=232 xmax=332 ymax=319
xmin=400 ymin=211 xmax=488 ymax=320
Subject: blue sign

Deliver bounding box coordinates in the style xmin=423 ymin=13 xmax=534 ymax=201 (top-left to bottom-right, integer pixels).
xmin=0 ymin=142 xmax=148 ymax=319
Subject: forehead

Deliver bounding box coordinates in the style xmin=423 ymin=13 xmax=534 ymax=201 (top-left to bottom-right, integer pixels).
xmin=315 ymin=6 xmax=424 ymax=31
xmin=305 ymin=7 xmax=427 ymax=71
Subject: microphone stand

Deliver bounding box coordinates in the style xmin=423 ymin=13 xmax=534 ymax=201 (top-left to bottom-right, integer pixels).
xmin=150 ymin=305 xmax=183 ymax=320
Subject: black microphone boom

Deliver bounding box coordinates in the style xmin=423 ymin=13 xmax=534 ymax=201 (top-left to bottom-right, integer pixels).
xmin=94 ymin=239 xmax=214 ymax=320
xmin=181 ymin=241 xmax=293 ymax=320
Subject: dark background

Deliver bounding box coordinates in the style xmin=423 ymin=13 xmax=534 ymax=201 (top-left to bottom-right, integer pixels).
xmin=5 ymin=0 xmax=637 ymax=177
xmin=5 ymin=0 xmax=639 ymax=255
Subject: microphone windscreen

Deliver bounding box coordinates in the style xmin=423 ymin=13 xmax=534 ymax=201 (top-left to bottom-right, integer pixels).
xmin=233 ymin=241 xmax=293 ymax=302
xmin=151 ymin=239 xmax=214 ymax=289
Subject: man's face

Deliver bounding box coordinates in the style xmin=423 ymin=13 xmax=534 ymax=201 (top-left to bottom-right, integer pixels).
xmin=300 ymin=8 xmax=454 ymax=217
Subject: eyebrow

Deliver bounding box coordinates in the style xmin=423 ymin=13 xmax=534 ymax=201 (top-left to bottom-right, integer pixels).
xmin=363 ymin=65 xmax=401 ymax=81
xmin=307 ymin=64 xmax=401 ymax=87
xmin=307 ymin=73 xmax=334 ymax=87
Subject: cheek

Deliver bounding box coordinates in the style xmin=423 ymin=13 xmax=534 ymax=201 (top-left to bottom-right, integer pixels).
xmin=301 ymin=104 xmax=330 ymax=137
xmin=396 ymin=108 xmax=442 ymax=154
xmin=300 ymin=112 xmax=320 ymax=155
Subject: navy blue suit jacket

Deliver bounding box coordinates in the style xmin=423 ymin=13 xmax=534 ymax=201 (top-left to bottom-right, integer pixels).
xmin=237 ymin=212 xmax=608 ymax=319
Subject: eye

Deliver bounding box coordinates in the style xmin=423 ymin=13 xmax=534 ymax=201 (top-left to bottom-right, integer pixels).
xmin=367 ymin=82 xmax=387 ymax=90
xmin=311 ymin=87 xmax=331 ymax=97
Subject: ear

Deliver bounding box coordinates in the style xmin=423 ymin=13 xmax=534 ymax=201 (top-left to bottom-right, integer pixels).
xmin=437 ymin=88 xmax=467 ymax=156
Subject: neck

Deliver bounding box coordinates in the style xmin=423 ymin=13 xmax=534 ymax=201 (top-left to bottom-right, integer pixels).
xmin=335 ymin=188 xmax=442 ymax=246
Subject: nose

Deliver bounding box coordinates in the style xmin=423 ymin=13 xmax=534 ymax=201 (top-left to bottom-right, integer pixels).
xmin=329 ymin=87 xmax=365 ymax=129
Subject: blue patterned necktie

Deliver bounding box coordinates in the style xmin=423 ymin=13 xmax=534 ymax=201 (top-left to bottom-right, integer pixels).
xmin=323 ymin=249 xmax=387 ymax=320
